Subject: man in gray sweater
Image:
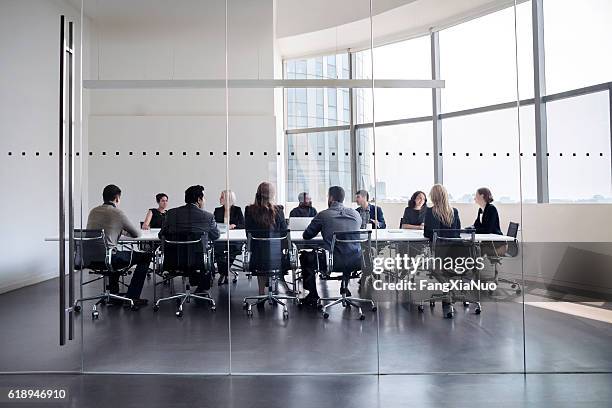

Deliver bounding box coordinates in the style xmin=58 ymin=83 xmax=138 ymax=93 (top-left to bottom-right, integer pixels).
xmin=86 ymin=184 xmax=151 ymax=306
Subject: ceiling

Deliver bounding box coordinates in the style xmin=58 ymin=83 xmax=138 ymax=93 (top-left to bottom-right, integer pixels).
xmin=67 ymin=0 xmax=522 ymax=57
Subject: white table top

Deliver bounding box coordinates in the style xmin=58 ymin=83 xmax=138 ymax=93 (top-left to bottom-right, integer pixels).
xmin=46 ymin=228 xmax=516 ymax=243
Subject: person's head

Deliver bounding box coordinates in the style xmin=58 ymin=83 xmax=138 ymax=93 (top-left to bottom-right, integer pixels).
xmin=408 ymin=191 xmax=427 ymax=209
xmin=220 ymin=190 xmax=236 ymax=207
xmin=102 ymin=184 xmax=121 ymax=205
xmin=298 ymin=192 xmax=312 ymax=207
xmin=327 ymin=186 xmax=345 ymax=207
xmin=185 ymin=185 xmax=205 ymax=209
xmin=355 ymin=190 xmax=369 ymax=207
xmin=475 ymin=187 xmax=494 ymax=207
xmin=156 ymin=193 xmax=169 ymax=210
xmin=429 ymin=184 xmax=454 ymax=227
xmin=251 ymin=182 xmax=277 ymax=227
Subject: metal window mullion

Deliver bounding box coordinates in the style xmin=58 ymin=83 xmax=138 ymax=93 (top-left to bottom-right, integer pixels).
xmin=431 ymin=31 xmax=443 ymax=184
xmin=532 ymin=0 xmax=549 ymax=203
xmin=349 ymin=51 xmax=358 ymax=196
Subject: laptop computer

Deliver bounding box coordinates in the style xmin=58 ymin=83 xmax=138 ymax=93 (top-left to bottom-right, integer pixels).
xmin=288 ymin=217 xmax=314 ymax=231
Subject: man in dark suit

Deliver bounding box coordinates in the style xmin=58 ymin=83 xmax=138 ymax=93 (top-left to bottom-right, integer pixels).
xmin=160 ymin=185 xmax=220 ymax=292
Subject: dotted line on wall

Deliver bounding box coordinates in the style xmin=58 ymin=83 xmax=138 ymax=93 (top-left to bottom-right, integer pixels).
xmin=3 ymin=151 xmax=607 ymax=158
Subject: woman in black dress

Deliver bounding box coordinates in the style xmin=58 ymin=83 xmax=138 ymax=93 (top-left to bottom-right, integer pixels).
xmin=214 ymin=190 xmax=244 ymax=285
xmin=401 ymin=190 xmax=427 ymax=229
xmin=142 ymin=193 xmax=168 ymax=229
xmin=244 ymin=182 xmax=287 ymax=295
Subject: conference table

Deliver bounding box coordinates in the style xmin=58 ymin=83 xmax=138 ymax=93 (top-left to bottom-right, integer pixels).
xmin=67 ymin=228 xmax=515 ymax=244
xmin=46 ymin=229 xmax=516 ymax=245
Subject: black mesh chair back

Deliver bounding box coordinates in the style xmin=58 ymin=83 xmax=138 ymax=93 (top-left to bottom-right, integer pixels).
xmin=245 ymin=229 xmax=291 ymax=273
xmin=329 ymin=230 xmax=370 ymax=274
xmin=507 ymin=222 xmax=519 ymax=238
xmin=432 ymin=229 xmax=477 ymax=275
xmin=74 ymin=229 xmax=108 ymax=271
xmin=161 ymin=233 xmax=210 ymax=275
xmin=506 ymin=222 xmax=520 ymax=257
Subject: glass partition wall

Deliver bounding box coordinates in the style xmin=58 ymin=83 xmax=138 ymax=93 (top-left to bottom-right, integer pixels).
xmin=227 ymin=0 xmax=380 ymax=374
xmin=3 ymin=0 xmax=609 ymax=378
xmin=79 ymin=0 xmax=231 ymax=373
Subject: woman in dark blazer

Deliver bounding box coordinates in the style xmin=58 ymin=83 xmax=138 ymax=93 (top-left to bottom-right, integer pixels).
xmin=214 ymin=190 xmax=245 ymax=285
xmin=401 ymin=190 xmax=427 ymax=229
xmin=424 ymin=184 xmax=461 ymax=239
xmin=473 ymin=187 xmax=502 ymax=235
xmin=244 ymin=182 xmax=288 ymax=295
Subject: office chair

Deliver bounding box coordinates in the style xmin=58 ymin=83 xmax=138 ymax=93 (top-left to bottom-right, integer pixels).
xmin=418 ymin=229 xmax=481 ymax=318
xmin=214 ymin=241 xmax=242 ymax=284
xmin=243 ymin=230 xmax=298 ymax=319
xmin=72 ymin=229 xmax=136 ymax=319
xmin=485 ymin=222 xmax=522 ymax=294
xmin=318 ymin=230 xmax=377 ymax=320
xmin=152 ymin=235 xmax=216 ymax=317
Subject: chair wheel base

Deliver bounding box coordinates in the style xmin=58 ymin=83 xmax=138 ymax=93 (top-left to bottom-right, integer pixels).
xmin=417 ymin=305 xmax=425 ymax=312
xmin=475 ymin=308 xmax=482 ymax=314
xmin=74 ymin=305 xmax=81 ymax=313
xmin=152 ymin=305 xmax=159 ymax=312
xmin=175 ymin=310 xmax=183 ymax=317
xmin=359 ymin=314 xmax=365 ymax=320
xmin=323 ymin=312 xmax=329 ymax=319
xmin=92 ymin=311 xmax=99 ymax=320
xmin=246 ymin=310 xmax=253 ymax=317
xmin=430 ymin=301 xmax=435 ymax=308
xmin=371 ymin=306 xmax=377 ymax=312
xmin=211 ymin=306 xmax=216 ymax=312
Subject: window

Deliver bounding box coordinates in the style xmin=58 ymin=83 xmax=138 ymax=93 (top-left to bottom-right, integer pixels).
xmin=371 ymin=122 xmax=434 ymax=202
xmin=442 ymin=107 xmax=537 ymax=203
xmin=546 ymin=92 xmax=611 ymax=202
xmin=354 ymin=36 xmax=432 ymax=123
xmin=440 ymin=2 xmax=533 ymax=112
xmin=285 ymin=53 xmax=349 ymax=129
xmin=286 ymin=130 xmax=352 ymax=203
xmin=543 ymin=0 xmax=612 ymax=94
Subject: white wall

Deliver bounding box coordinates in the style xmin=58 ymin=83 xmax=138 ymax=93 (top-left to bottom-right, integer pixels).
xmin=86 ymin=0 xmax=281 ymax=220
xmin=0 ymin=0 xmax=88 ymax=293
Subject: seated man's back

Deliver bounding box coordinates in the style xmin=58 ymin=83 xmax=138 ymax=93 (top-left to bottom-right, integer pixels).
xmin=160 ymin=203 xmax=220 ymax=241
xmin=303 ymin=201 xmax=362 ymax=271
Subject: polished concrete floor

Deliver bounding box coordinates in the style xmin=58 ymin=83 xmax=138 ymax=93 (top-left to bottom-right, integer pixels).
xmin=0 ymin=271 xmax=611 ymax=374
xmin=0 ymin=373 xmax=610 ymax=407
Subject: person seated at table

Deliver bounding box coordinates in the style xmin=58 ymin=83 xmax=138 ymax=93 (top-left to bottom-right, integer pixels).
xmin=301 ymin=186 xmax=362 ymax=306
xmin=86 ymin=184 xmax=151 ymax=306
xmin=160 ymin=185 xmax=220 ymax=293
xmin=473 ymin=187 xmax=502 ymax=235
xmin=142 ymin=193 xmax=168 ymax=230
xmin=289 ymin=192 xmax=317 ymax=218
xmin=213 ymin=190 xmax=244 ymax=285
xmin=401 ymin=191 xmax=427 ymax=230
xmin=244 ymin=182 xmax=288 ymax=296
xmin=355 ymin=189 xmax=386 ymax=229
xmin=423 ymin=184 xmax=461 ymax=239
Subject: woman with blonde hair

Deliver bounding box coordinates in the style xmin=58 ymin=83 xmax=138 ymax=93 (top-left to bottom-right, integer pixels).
xmin=423 ymin=184 xmax=461 ymax=239
xmin=214 ymin=190 xmax=245 ymax=285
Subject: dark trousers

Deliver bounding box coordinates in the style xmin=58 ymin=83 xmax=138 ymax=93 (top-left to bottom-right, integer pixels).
xmin=110 ymin=251 xmax=152 ymax=299
xmin=299 ymin=249 xmax=327 ymax=297
xmin=214 ymin=243 xmax=241 ymax=276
